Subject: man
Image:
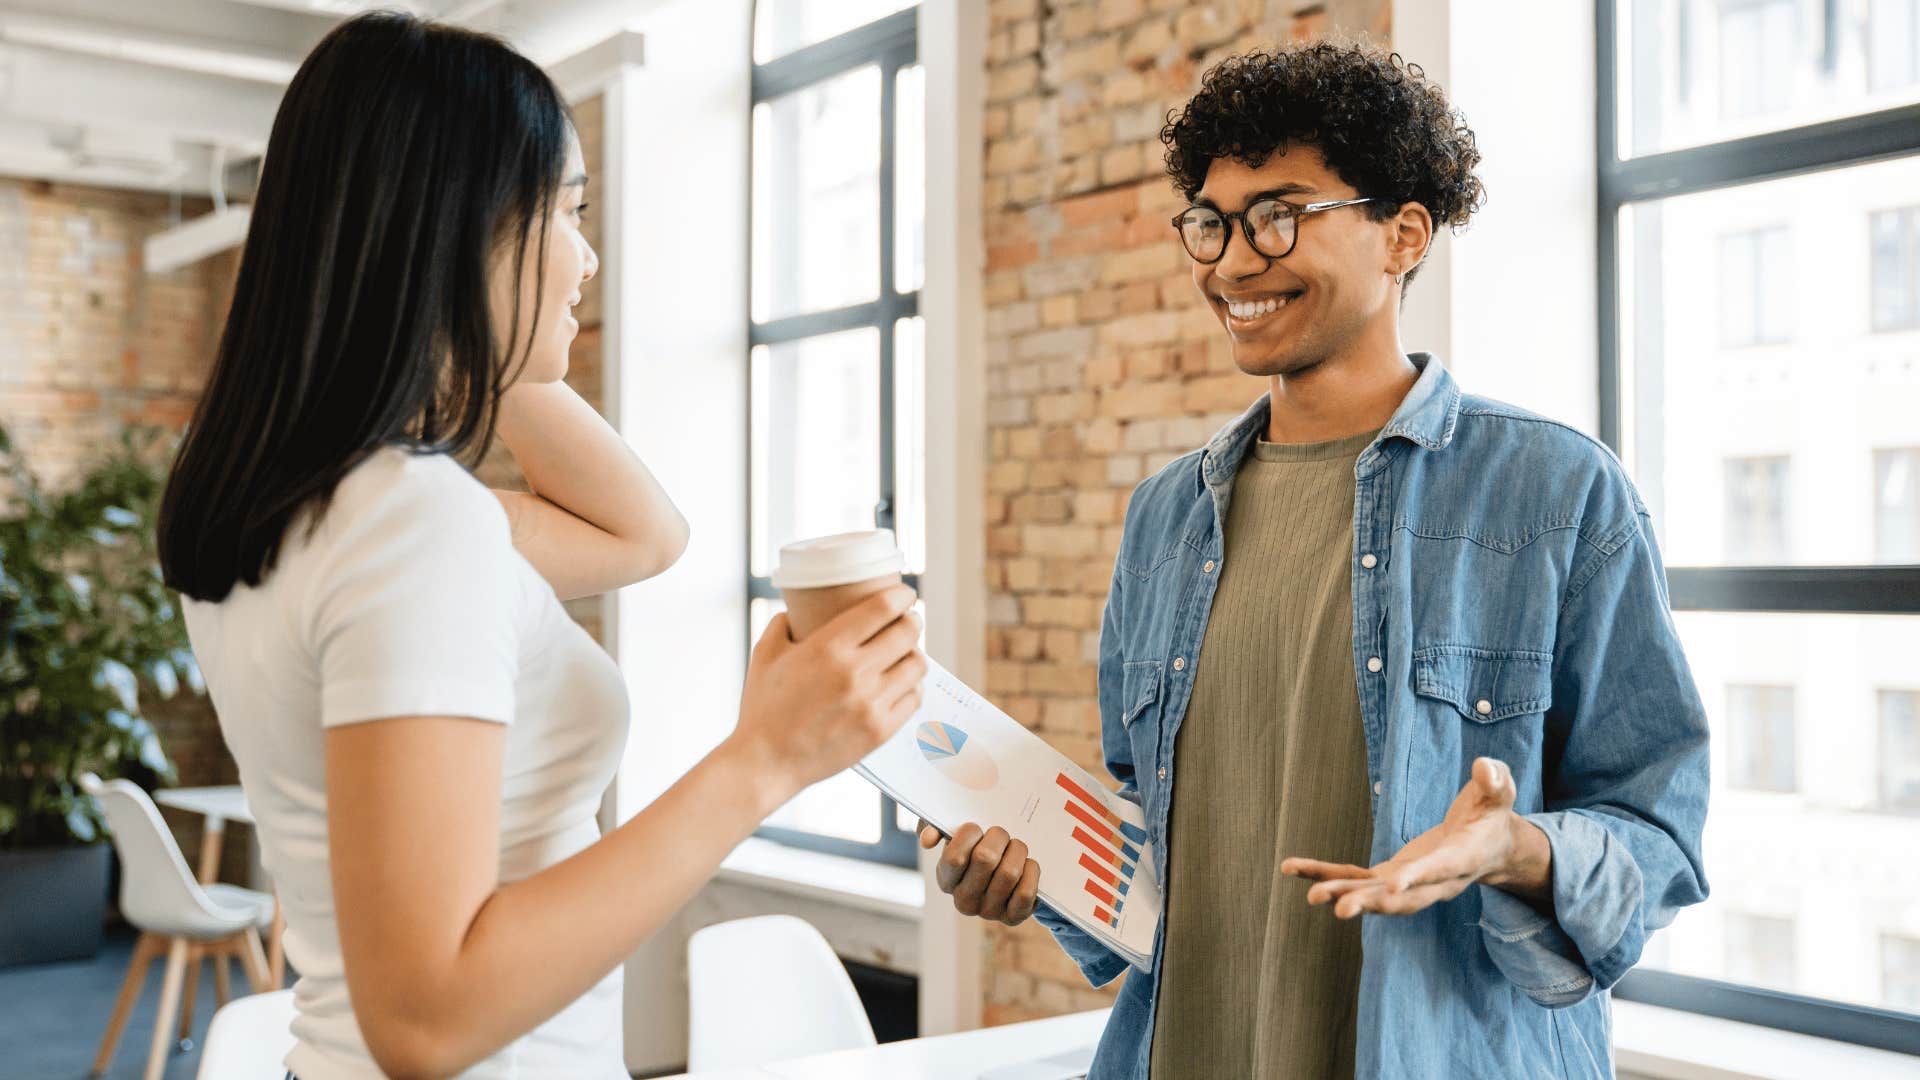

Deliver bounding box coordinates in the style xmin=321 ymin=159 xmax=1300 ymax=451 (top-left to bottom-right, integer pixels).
xmin=922 ymin=40 xmax=1710 ymax=1079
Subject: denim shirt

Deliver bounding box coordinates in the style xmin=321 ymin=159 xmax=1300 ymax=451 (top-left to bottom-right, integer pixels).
xmin=1031 ymin=355 xmax=1711 ymax=1079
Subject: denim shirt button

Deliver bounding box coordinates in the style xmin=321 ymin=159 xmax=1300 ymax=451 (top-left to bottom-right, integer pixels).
xmin=1203 ymin=559 xmax=1216 ymax=573
xmin=1172 ymin=656 xmax=1186 ymax=671
xmin=1373 ymin=780 xmax=1384 ymax=795
xmin=1361 ymin=553 xmax=1378 ymax=569
xmin=1157 ymin=766 xmax=1167 ymax=779
xmin=1367 ymin=656 xmax=1383 ymax=673
xmin=1476 ymin=699 xmax=1493 ymax=715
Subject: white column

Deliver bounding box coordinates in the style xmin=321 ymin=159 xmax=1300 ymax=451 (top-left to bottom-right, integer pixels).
xmin=915 ymin=0 xmax=989 ymax=1038
xmin=593 ymin=3 xmax=753 ymax=1071
xmin=1390 ymin=0 xmax=1601 ymax=433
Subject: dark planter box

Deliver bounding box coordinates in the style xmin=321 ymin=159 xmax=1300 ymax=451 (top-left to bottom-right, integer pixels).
xmin=0 ymin=843 xmax=111 ymax=967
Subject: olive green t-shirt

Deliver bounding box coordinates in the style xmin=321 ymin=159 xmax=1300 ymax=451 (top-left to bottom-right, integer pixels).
xmin=1148 ymin=428 xmax=1379 ymax=1080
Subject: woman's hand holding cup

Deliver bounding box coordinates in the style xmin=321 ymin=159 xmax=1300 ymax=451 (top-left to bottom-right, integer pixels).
xmin=728 ymin=531 xmax=926 ymax=804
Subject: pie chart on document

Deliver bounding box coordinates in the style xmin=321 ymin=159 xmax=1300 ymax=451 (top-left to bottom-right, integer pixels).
xmin=915 ymin=719 xmax=1000 ymax=791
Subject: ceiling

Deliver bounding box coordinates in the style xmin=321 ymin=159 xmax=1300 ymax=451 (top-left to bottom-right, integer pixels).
xmin=0 ymin=0 xmax=656 ymax=196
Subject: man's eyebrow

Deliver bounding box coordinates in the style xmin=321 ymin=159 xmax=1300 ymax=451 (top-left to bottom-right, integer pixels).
xmin=1193 ymin=183 xmax=1317 ymax=210
xmin=562 ymin=173 xmax=589 ymax=188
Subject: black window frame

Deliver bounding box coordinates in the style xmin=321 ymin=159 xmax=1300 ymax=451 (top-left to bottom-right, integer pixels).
xmin=746 ymin=5 xmax=921 ymax=869
xmin=1598 ymin=0 xmax=1920 ymax=1055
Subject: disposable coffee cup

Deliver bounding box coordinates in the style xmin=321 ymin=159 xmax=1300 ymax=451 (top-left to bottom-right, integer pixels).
xmin=771 ymin=530 xmax=908 ymax=642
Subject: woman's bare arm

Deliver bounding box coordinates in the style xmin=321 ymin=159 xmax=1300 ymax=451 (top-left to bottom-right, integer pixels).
xmin=490 ymin=380 xmax=689 ymax=600
xmin=327 ymin=716 xmax=777 ymax=1078
xmin=327 ymin=591 xmax=926 ymax=1080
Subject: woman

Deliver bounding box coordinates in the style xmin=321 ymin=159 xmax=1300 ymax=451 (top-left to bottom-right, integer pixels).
xmin=156 ymin=13 xmax=925 ymax=1079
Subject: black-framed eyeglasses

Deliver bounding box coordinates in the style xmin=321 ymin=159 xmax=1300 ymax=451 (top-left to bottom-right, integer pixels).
xmin=1171 ymin=197 xmax=1381 ymax=263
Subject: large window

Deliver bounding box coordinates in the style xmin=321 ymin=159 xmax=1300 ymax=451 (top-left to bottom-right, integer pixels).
xmin=746 ymin=1 xmax=922 ymax=867
xmin=1602 ymin=0 xmax=1920 ymax=1054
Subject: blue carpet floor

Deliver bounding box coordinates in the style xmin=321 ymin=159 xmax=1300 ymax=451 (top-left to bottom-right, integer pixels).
xmin=0 ymin=925 xmax=288 ymax=1080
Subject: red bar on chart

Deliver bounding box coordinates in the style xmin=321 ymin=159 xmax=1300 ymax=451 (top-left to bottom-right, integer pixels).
xmin=1079 ymin=852 xmax=1119 ymax=888
xmin=1085 ymin=880 xmax=1115 ymax=907
xmin=1056 ymin=772 xmax=1120 ymax=828
xmin=1064 ymin=797 xmax=1118 ymax=846
xmin=1072 ymin=826 xmax=1119 ymax=868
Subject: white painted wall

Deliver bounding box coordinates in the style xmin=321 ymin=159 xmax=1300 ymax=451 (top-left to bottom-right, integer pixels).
xmin=600 ymin=0 xmax=991 ymax=1066
xmin=1391 ymin=0 xmax=1600 ymax=433
xmin=596 ymin=2 xmax=751 ymax=1070
xmin=913 ymin=0 xmax=988 ymax=1039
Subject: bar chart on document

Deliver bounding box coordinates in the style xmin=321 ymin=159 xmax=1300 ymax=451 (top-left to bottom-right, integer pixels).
xmin=853 ymin=658 xmax=1163 ymax=968
xmin=1057 ymin=770 xmax=1145 ymax=932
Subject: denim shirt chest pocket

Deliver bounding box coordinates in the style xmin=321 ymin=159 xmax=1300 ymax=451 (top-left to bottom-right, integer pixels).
xmin=1400 ymin=646 xmax=1554 ymax=840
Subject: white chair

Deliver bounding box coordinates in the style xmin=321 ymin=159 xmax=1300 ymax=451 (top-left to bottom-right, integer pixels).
xmin=78 ymin=773 xmax=277 ymax=1080
xmin=195 ymin=989 xmax=296 ymax=1080
xmin=686 ymin=914 xmax=876 ymax=1070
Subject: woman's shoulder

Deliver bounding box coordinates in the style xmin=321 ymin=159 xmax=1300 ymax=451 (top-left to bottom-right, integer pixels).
xmin=311 ymin=445 xmax=512 ymax=558
xmin=334 ymin=445 xmax=501 ymax=519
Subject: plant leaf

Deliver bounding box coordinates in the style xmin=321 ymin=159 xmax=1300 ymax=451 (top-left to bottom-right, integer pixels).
xmin=138 ymin=733 xmax=171 ymax=775
xmin=93 ymin=659 xmax=139 ymax=712
xmin=149 ymin=660 xmax=178 ymax=699
xmin=64 ymin=806 xmax=97 ymax=843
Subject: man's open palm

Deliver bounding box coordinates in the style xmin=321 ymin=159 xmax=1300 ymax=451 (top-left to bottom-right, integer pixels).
xmin=1280 ymin=757 xmax=1523 ymax=919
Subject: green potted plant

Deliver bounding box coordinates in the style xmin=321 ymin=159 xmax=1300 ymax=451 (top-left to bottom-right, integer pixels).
xmin=0 ymin=421 xmax=199 ymax=966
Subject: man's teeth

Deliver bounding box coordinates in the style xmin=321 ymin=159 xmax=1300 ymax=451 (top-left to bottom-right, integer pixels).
xmin=1226 ymin=295 xmax=1293 ymax=319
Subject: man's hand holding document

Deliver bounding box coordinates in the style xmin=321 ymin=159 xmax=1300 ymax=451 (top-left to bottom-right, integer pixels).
xmin=859 ymin=658 xmax=1161 ymax=969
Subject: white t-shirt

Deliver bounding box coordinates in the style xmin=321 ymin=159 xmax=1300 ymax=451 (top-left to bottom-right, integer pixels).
xmin=182 ymin=446 xmax=631 ymax=1080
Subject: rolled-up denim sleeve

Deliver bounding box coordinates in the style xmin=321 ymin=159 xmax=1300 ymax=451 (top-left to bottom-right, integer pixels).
xmin=1478 ymin=509 xmax=1711 ymax=1009
xmin=1031 ymin=557 xmax=1137 ymax=989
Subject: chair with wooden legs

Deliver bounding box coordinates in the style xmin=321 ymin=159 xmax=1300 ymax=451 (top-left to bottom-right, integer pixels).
xmin=79 ymin=774 xmax=277 ymax=1080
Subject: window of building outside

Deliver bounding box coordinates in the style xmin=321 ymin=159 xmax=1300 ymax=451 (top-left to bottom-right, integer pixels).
xmin=1868 ymin=0 xmax=1920 ymax=91
xmin=1875 ymin=447 xmax=1920 ymax=560
xmin=746 ymin=0 xmax=923 ymax=867
xmin=1884 ymin=935 xmax=1920 ymax=1011
xmin=1722 ymin=456 xmax=1791 ymax=563
xmin=1719 ymin=227 xmax=1794 ymax=346
xmin=1724 ymin=912 xmax=1800 ymax=991
xmin=1873 ymin=206 xmax=1920 ymax=332
xmin=1603 ymin=0 xmax=1920 ymax=1053
xmin=1880 ymin=689 xmax=1920 ymax=814
xmin=1726 ymin=684 xmax=1797 ymax=792
xmin=1718 ymin=0 xmax=1797 ymax=119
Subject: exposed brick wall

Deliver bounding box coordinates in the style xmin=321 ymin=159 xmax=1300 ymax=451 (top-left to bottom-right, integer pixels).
xmin=0 ymin=176 xmax=248 ymax=880
xmin=0 ymin=91 xmax=607 ymax=888
xmin=977 ymin=0 xmax=1390 ymax=1026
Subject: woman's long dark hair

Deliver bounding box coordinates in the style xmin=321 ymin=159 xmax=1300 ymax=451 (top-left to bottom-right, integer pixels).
xmin=158 ymin=11 xmax=572 ymax=602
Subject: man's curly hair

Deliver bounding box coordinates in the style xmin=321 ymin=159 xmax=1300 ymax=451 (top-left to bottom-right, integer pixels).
xmin=1161 ymin=40 xmax=1485 ymax=285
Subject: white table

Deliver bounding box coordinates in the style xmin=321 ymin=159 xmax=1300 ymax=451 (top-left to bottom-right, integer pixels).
xmin=152 ymin=785 xmax=284 ymax=987
xmin=658 ymin=1008 xmax=1109 ymax=1080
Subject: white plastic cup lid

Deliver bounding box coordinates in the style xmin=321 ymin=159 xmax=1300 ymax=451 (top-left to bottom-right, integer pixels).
xmin=770 ymin=530 xmax=906 ymax=590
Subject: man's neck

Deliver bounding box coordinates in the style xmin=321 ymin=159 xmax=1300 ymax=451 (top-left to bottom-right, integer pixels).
xmin=1264 ymin=341 xmax=1420 ymax=445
